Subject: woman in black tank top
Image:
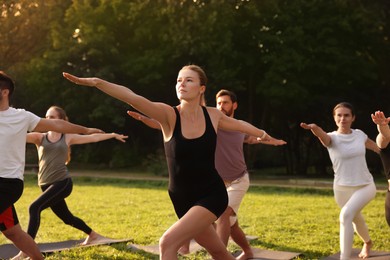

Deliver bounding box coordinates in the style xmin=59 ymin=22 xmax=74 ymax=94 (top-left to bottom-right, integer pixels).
xmin=64 ymin=65 xmax=271 ymax=260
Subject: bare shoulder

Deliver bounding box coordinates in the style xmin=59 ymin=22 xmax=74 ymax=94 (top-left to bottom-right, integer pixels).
xmin=205 ymin=107 xmax=223 ymax=131
xmin=205 ymin=107 xmax=222 ymax=119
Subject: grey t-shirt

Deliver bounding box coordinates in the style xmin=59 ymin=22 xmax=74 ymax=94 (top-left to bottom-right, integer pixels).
xmin=215 ymin=129 xmax=247 ymax=181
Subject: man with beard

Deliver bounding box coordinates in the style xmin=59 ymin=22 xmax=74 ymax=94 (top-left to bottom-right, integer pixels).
xmin=128 ymin=89 xmax=286 ymax=259
xmin=212 ymin=89 xmax=286 ymax=259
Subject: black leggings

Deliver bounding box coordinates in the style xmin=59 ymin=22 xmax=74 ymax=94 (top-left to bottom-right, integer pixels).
xmin=27 ymin=178 xmax=92 ymax=239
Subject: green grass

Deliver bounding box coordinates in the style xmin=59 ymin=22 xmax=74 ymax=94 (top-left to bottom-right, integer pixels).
xmin=1 ymin=174 xmax=389 ymax=259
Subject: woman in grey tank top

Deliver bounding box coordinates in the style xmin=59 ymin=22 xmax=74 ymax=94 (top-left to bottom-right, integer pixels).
xmin=12 ymin=106 xmax=127 ymax=259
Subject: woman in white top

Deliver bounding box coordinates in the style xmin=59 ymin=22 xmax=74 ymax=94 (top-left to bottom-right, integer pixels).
xmin=301 ymin=102 xmax=379 ymax=260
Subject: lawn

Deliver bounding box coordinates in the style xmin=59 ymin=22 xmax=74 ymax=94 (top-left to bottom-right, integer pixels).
xmin=1 ymin=174 xmax=389 ymax=259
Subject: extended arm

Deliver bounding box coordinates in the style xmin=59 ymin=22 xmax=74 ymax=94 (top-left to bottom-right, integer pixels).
xmin=67 ymin=133 xmax=128 ymax=145
xmin=26 ymin=132 xmax=44 ymax=146
xmin=365 ymin=138 xmax=380 ymax=154
xmin=300 ymin=122 xmax=331 ymax=147
xmin=212 ymin=108 xmax=276 ymax=142
xmin=63 ymin=73 xmax=171 ymax=125
xmin=63 ymin=73 xmax=174 ymax=139
xmin=33 ymin=118 xmax=103 ymax=135
xmin=127 ymin=111 xmax=161 ymax=130
xmin=245 ymin=135 xmax=286 ymax=146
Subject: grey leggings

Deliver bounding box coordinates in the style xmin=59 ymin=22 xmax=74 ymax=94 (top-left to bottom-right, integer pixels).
xmin=27 ymin=178 xmax=92 ymax=239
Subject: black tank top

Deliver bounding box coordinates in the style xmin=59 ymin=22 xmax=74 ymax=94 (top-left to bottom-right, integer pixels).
xmin=164 ymin=106 xmax=221 ymax=194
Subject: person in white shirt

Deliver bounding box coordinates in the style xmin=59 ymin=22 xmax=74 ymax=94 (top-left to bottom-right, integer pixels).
xmin=301 ymin=102 xmax=379 ymax=260
xmin=0 ymin=71 xmax=102 ymax=260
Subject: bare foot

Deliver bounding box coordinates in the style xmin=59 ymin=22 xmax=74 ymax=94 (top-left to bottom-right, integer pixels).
xmin=81 ymin=231 xmax=108 ymax=245
xmin=11 ymin=251 xmax=29 ymax=260
xmin=236 ymin=249 xmax=254 ymax=260
xmin=358 ymin=240 xmax=373 ymax=259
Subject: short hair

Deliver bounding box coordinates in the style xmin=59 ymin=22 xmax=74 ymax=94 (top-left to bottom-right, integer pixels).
xmin=0 ymin=71 xmax=15 ymax=97
xmin=215 ymin=89 xmax=237 ymax=103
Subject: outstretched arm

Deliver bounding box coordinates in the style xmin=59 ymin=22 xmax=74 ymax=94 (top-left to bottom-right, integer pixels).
xmin=211 ymin=108 xmax=283 ymax=143
xmin=26 ymin=132 xmax=44 ymax=146
xmin=245 ymin=135 xmax=286 ymax=146
xmin=67 ymin=133 xmax=128 ymax=145
xmin=371 ymin=110 xmax=390 ymax=149
xmin=63 ymin=73 xmax=171 ymax=125
xmin=63 ymin=73 xmax=174 ymax=140
xmin=33 ymin=118 xmax=103 ymax=135
xmin=300 ymin=122 xmax=331 ymax=147
xmin=365 ymin=138 xmax=380 ymax=154
xmin=127 ymin=111 xmax=161 ymax=130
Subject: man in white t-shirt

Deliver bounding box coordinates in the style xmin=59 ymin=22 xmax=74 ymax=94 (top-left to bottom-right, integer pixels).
xmin=0 ymin=71 xmax=102 ymax=260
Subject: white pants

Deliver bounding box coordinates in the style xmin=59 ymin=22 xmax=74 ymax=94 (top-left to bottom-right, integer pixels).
xmin=333 ymin=182 xmax=376 ymax=260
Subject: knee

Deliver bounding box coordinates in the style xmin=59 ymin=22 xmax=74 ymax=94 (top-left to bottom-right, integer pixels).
xmin=2 ymin=225 xmax=19 ymax=240
xmin=62 ymin=218 xmax=74 ymax=226
xmin=159 ymin=233 xmax=171 ymax=252
xmin=339 ymin=208 xmax=353 ymax=224
xmin=159 ymin=232 xmax=179 ymax=253
xmin=29 ymin=203 xmax=40 ymax=216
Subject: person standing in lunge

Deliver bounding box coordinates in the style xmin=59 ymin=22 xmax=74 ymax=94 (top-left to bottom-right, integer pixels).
xmin=63 ymin=64 xmax=274 ymax=260
xmin=301 ymin=102 xmax=378 ymax=260
xmin=128 ymin=89 xmax=286 ymax=259
xmin=12 ymin=105 xmax=128 ymax=259
xmin=0 ymin=71 xmax=102 ymax=260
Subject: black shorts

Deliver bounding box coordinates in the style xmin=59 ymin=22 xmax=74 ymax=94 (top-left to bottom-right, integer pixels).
xmin=169 ymin=179 xmax=228 ymax=219
xmin=0 ymin=177 xmax=23 ymax=231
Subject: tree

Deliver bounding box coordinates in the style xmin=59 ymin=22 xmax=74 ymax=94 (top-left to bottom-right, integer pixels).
xmin=8 ymin=0 xmax=390 ymax=173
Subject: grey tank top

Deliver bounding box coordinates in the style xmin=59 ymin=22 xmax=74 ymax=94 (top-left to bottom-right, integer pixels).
xmin=37 ymin=134 xmax=69 ymax=186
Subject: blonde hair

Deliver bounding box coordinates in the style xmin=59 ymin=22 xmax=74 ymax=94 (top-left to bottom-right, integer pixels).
xmin=180 ymin=65 xmax=207 ymax=106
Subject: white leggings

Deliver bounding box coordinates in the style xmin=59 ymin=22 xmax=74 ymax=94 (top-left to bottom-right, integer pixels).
xmin=334 ymin=182 xmax=376 ymax=260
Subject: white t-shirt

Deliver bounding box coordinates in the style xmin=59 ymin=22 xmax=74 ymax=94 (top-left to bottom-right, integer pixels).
xmin=327 ymin=129 xmax=374 ymax=186
xmin=0 ymin=107 xmax=40 ymax=180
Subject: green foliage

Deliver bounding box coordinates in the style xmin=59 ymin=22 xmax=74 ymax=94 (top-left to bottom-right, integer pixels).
xmin=1 ymin=0 xmax=389 ymax=175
